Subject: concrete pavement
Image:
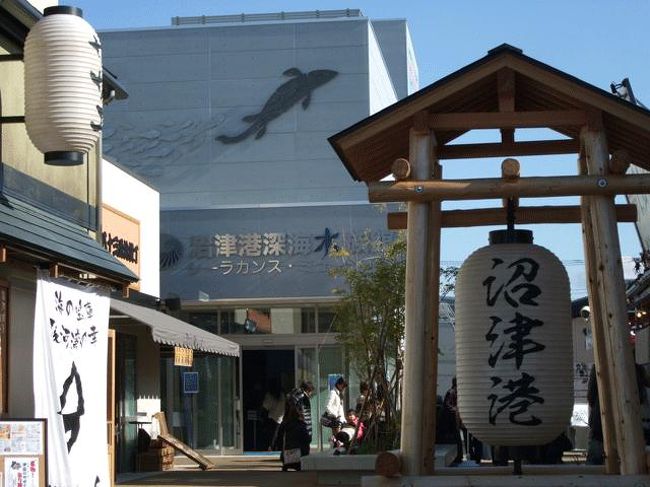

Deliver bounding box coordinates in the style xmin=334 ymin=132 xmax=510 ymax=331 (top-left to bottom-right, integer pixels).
xmin=118 ymin=455 xmax=321 ymax=487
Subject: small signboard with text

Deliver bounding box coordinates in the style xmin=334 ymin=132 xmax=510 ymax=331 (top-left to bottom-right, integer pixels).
xmin=101 ymin=205 xmax=141 ymax=290
xmin=174 ymin=347 xmax=193 ymax=367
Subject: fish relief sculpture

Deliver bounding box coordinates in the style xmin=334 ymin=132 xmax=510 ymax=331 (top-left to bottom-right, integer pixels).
xmin=216 ymin=67 xmax=338 ymax=144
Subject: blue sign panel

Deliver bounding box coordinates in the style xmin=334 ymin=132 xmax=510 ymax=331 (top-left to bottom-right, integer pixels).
xmin=183 ymin=372 xmax=199 ymax=394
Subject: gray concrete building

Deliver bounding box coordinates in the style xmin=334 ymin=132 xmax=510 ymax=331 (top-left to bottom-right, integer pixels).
xmin=100 ymin=10 xmax=456 ymax=455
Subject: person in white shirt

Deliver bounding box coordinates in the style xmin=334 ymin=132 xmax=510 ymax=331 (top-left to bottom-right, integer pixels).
xmin=325 ymin=377 xmax=347 ymax=440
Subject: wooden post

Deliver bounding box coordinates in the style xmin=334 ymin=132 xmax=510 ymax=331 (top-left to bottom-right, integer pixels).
xmin=400 ymin=113 xmax=436 ymax=475
xmin=578 ymin=154 xmax=619 ymax=473
xmin=423 ymin=162 xmax=442 ymax=474
xmin=581 ymin=121 xmax=647 ymax=474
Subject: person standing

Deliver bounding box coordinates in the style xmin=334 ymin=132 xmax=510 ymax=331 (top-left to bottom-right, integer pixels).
xmin=262 ymin=379 xmax=285 ymax=450
xmin=277 ymin=380 xmax=314 ymax=471
xmin=325 ymin=377 xmax=347 ymax=442
xmin=443 ymin=377 xmax=463 ymax=464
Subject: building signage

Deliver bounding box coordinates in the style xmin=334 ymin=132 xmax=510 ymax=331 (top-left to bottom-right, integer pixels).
xmin=160 ymin=205 xmax=397 ymax=300
xmin=174 ymin=347 xmax=193 ymax=367
xmin=101 ymin=205 xmax=140 ymax=289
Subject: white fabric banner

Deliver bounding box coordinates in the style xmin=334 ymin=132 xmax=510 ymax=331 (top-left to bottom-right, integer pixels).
xmin=33 ymin=275 xmax=110 ymax=487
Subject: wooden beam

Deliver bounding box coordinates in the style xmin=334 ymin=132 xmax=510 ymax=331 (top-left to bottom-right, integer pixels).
xmin=501 ymin=157 xmax=520 ymax=182
xmin=49 ymin=264 xmax=59 ymax=278
xmin=375 ymin=450 xmax=401 ymax=477
xmin=428 ymin=110 xmax=587 ymax=130
xmin=0 ymin=246 xmax=6 ymax=263
xmin=498 ymin=69 xmax=515 ymax=144
xmin=439 ymin=139 xmax=579 ymax=159
xmin=582 ymin=123 xmax=647 ymax=474
xmin=391 ymin=158 xmax=411 ymax=180
xmin=368 ymin=173 xmax=650 ymax=203
xmin=387 ymin=204 xmax=637 ymax=229
xmin=609 ymin=149 xmax=632 ymax=175
xmin=332 ymin=56 xmax=511 ymax=152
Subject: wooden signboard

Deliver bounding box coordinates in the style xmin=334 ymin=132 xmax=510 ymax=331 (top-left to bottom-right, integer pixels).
xmin=101 ymin=205 xmax=141 ymax=291
xmin=158 ymin=433 xmax=216 ymax=471
xmin=174 ymin=347 xmax=193 ymax=367
xmin=0 ymin=419 xmax=47 ymax=487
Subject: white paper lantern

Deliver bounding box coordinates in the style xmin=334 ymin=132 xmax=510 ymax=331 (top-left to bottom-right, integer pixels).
xmin=455 ymin=230 xmax=573 ymax=446
xmin=24 ymin=6 xmax=102 ymax=165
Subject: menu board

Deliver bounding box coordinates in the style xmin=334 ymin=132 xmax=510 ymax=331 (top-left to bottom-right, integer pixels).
xmin=0 ymin=421 xmax=46 ymax=487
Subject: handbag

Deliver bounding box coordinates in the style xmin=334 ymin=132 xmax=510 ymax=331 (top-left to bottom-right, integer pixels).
xmin=320 ymin=411 xmax=338 ymax=428
xmin=283 ymin=447 xmax=302 ymax=465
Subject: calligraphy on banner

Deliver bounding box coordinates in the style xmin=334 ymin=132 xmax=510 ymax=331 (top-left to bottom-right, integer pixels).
xmin=33 ymin=275 xmax=110 ymax=487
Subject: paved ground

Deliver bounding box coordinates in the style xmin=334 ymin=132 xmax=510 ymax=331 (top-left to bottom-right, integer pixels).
xmin=118 ymin=455 xmax=320 ymax=487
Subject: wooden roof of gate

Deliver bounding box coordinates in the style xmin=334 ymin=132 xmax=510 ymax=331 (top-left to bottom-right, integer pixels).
xmin=329 ymin=44 xmax=650 ymax=182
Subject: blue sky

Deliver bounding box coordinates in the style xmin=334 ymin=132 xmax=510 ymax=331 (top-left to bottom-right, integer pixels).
xmin=73 ymin=0 xmax=650 ymax=297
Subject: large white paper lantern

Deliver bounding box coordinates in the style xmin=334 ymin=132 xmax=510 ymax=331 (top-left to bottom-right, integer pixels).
xmin=24 ymin=6 xmax=102 ymax=166
xmin=455 ymin=230 xmax=573 ymax=446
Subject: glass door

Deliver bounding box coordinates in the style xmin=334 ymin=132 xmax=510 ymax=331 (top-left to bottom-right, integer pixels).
xmin=116 ymin=334 xmax=137 ymax=472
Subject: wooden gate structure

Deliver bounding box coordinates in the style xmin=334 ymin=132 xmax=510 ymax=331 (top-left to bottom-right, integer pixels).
xmin=329 ymin=44 xmax=650 ymax=485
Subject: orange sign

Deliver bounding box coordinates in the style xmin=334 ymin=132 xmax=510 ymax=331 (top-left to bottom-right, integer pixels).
xmin=101 ymin=205 xmax=141 ymax=290
xmin=174 ymin=347 xmax=193 ymax=367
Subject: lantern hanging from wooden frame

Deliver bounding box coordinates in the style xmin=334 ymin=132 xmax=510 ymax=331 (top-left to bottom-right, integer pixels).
xmin=24 ymin=6 xmax=102 ymax=166
xmin=455 ymin=229 xmax=573 ymax=446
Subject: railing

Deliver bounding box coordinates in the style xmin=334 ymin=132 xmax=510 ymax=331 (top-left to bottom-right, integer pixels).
xmin=171 ymin=9 xmax=362 ymax=26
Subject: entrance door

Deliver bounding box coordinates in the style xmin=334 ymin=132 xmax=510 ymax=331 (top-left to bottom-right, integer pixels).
xmin=242 ymin=349 xmax=294 ymax=451
xmin=116 ymin=334 xmax=137 ymax=472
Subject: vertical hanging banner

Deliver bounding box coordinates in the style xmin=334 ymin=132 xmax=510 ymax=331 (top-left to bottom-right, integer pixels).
xmin=33 ymin=275 xmax=109 ymax=487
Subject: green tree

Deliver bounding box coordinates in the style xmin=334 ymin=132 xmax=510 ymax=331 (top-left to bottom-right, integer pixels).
xmin=330 ymin=234 xmax=457 ymax=452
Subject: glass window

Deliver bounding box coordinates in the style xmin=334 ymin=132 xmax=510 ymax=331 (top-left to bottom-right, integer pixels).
xmin=318 ymin=307 xmax=338 ymax=333
xmin=219 ymin=356 xmax=238 ymax=448
xmin=301 ymin=308 xmax=316 ymax=333
xmin=188 ymin=313 xmax=219 ymax=334
xmin=220 ymin=307 xmax=318 ymax=335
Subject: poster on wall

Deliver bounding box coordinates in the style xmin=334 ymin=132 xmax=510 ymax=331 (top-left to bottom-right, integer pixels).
xmin=4 ymin=457 xmax=38 ymax=487
xmin=0 ymin=421 xmax=44 ymax=455
xmin=32 ymin=275 xmax=110 ymax=487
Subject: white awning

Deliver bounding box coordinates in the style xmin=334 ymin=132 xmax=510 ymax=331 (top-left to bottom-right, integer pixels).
xmin=110 ymin=299 xmax=240 ymax=357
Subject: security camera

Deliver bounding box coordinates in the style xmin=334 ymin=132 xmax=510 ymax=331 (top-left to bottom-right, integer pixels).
xmin=580 ymin=306 xmax=591 ymax=320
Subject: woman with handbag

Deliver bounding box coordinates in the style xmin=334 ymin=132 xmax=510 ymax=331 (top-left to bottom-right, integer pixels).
xmin=323 ymin=376 xmax=347 ymax=446
xmin=276 ymin=381 xmax=314 ymax=471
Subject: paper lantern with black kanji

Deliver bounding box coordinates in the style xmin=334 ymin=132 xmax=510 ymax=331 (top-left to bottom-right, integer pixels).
xmin=24 ymin=6 xmax=102 ymax=166
xmin=455 ymin=230 xmax=573 ymax=446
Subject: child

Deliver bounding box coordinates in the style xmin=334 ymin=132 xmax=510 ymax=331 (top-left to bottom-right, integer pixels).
xmin=334 ymin=409 xmax=365 ymax=454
